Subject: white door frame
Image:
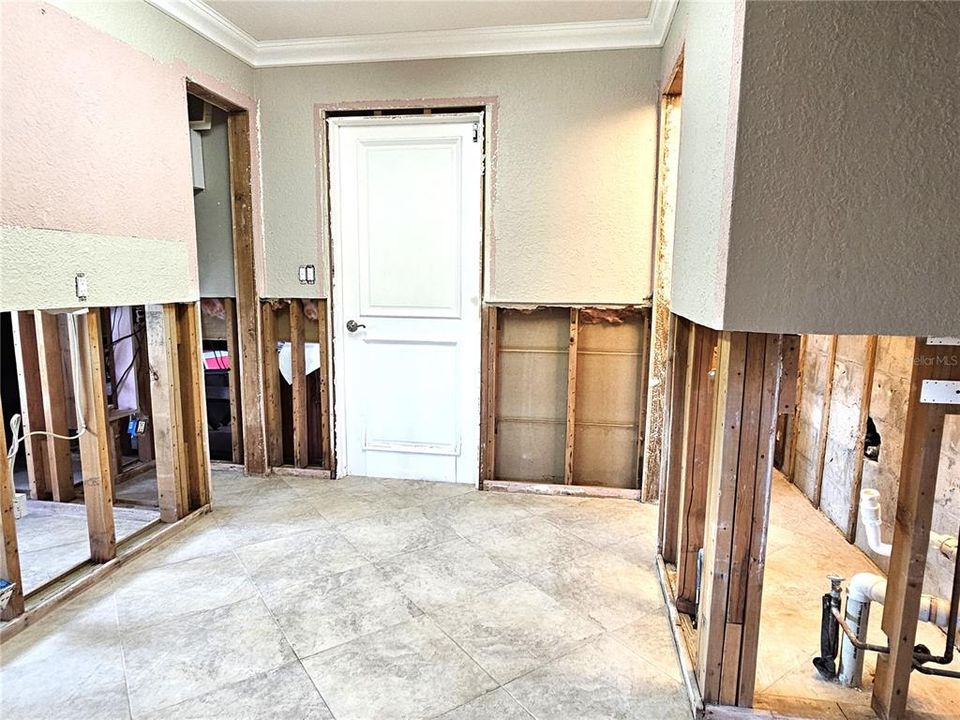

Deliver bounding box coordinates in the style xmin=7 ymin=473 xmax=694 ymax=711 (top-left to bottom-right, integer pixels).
xmin=327 ymin=113 xmax=485 ymax=482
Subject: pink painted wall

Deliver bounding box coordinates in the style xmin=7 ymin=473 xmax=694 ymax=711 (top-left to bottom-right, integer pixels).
xmin=0 ymin=2 xmax=264 ymax=309
xmin=1 ymin=2 xmax=195 ymax=242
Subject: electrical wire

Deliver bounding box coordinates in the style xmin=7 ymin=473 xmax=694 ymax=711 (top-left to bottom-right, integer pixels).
xmin=6 ymin=312 xmax=89 ymax=476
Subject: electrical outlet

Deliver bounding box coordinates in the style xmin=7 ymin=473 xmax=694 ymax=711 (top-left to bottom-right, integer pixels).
xmin=75 ymin=273 xmax=88 ymax=301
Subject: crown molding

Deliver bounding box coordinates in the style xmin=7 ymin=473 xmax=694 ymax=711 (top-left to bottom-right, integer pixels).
xmin=147 ymin=0 xmax=679 ymax=68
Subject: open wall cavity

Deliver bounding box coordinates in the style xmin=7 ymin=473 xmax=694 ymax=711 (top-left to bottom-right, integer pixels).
xmin=261 ymin=299 xmax=331 ymax=475
xmin=483 ymin=306 xmax=650 ymax=497
xmin=1 ymin=303 xmax=211 ymax=626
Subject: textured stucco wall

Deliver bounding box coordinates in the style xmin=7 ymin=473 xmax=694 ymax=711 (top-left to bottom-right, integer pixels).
xmin=48 ymin=0 xmax=255 ymax=98
xmin=724 ymin=1 xmax=960 ymax=335
xmin=256 ymin=50 xmax=659 ymax=302
xmin=194 ymin=107 xmax=237 ymax=298
xmin=658 ymin=0 xmax=744 ymax=330
xmin=0 ymin=2 xmax=259 ymax=311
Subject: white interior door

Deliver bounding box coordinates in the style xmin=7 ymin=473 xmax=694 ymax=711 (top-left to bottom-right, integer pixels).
xmin=329 ymin=115 xmax=483 ymax=484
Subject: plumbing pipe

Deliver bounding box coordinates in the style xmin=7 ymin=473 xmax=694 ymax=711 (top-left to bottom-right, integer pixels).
xmin=860 ymin=489 xmax=959 ymax=563
xmin=813 ymin=575 xmax=844 ymax=679
xmin=859 ymin=489 xmax=892 ymax=557
xmin=931 ymin=532 xmax=959 ymax=563
xmin=838 ymin=572 xmax=960 ymax=687
xmin=838 ymin=573 xmax=885 ymax=687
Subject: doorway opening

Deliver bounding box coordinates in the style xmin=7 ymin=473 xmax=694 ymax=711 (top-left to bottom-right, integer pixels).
xmin=185 ymin=83 xmax=264 ymax=475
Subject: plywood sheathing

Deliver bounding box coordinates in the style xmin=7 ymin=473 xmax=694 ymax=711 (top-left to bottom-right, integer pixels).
xmin=818 ymin=335 xmax=874 ymax=531
xmin=494 ymin=308 xmax=568 ymax=483
xmin=573 ymin=312 xmax=646 ymax=489
xmin=791 ymin=334 xmax=833 ymax=502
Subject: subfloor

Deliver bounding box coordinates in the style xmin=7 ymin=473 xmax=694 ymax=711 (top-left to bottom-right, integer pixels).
xmin=755 ymin=471 xmax=960 ymax=719
xmin=1 ymin=466 xmax=688 ymax=720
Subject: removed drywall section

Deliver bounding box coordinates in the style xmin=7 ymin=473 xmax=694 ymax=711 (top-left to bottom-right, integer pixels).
xmin=573 ymin=312 xmax=646 ymax=488
xmin=256 ymin=49 xmax=659 ymax=303
xmin=48 ymin=0 xmax=255 ymax=97
xmin=193 ymin=104 xmax=236 ymax=298
xmin=494 ymin=309 xmax=568 ymax=483
xmin=723 ymin=1 xmax=960 ymax=335
xmin=659 ymin=0 xmax=744 ymax=329
xmin=791 ymin=334 xmax=832 ymax=503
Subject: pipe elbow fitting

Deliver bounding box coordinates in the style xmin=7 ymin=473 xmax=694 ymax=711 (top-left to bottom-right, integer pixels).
xmin=848 ymin=572 xmax=887 ymax=604
xmin=860 ymin=489 xmax=893 ymax=557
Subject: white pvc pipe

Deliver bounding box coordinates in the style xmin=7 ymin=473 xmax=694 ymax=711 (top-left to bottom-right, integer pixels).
xmin=860 ymin=489 xmax=893 ymax=557
xmin=838 ymin=572 xmax=959 ymax=687
xmin=930 ymin=532 xmax=959 ymax=563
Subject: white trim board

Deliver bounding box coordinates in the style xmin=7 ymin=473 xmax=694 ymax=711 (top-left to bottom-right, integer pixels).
xmin=145 ymin=0 xmax=679 ymax=68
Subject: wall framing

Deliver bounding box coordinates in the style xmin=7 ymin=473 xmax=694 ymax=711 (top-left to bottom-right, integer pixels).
xmin=481 ymin=304 xmax=650 ymax=499
xmin=187 ymin=80 xmax=266 ymax=476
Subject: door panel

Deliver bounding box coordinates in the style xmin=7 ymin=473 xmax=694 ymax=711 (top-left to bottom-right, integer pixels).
xmin=329 ymin=115 xmax=483 ymax=484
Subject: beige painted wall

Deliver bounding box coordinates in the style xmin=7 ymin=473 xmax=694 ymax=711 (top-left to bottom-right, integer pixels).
xmin=659 ymin=0 xmax=744 ymax=330
xmin=256 ymin=50 xmax=660 ymax=303
xmin=723 ymin=1 xmax=960 ymax=335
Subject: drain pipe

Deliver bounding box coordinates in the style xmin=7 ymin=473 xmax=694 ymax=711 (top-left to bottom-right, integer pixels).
xmin=838 ymin=572 xmax=959 ymax=687
xmin=860 ymin=489 xmax=958 ymax=562
xmin=859 ymin=489 xmax=892 ymax=557
xmin=838 ymin=573 xmax=886 ymax=686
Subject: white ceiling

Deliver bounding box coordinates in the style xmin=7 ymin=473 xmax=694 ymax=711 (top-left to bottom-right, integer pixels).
xmin=205 ymin=1 xmax=652 ymax=42
xmin=146 ymin=0 xmax=677 ymax=67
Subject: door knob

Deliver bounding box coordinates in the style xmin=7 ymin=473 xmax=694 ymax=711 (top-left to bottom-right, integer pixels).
xmin=346 ymin=319 xmax=366 ymax=333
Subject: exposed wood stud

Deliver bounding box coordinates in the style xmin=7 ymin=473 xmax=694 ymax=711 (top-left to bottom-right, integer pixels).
xmin=224 ymin=297 xmax=244 ymax=465
xmin=290 ymin=299 xmax=309 ymax=468
xmin=145 ymin=305 xmax=187 ymax=523
xmin=261 ymin=302 xmax=283 ymax=467
xmin=812 ymin=334 xmax=839 ymax=508
xmin=659 ymin=314 xmax=691 ymax=564
xmin=563 ymin=308 xmax=579 ymax=485
xmin=0 ymin=395 xmax=25 ymax=620
xmin=480 ymin=306 xmax=499 ymax=487
xmin=227 ymin=111 xmax=266 ymax=474
xmin=134 ymin=312 xmax=155 ymax=462
xmin=11 ymin=311 xmax=51 ymax=500
xmin=636 ymin=310 xmax=652 ymax=493
xmin=697 ymin=332 xmax=782 ymax=707
xmin=176 ymin=303 xmax=211 ymax=510
xmin=845 ymin=335 xmax=879 ymax=543
xmin=785 ymin=334 xmax=808 ymax=481
xmin=76 ymin=310 xmax=117 ymax=563
xmin=485 ymin=479 xmax=641 ymax=500
xmin=676 ymin=325 xmax=719 ymax=615
xmin=35 ymin=311 xmax=77 ymax=502
xmin=317 ymin=300 xmax=332 ymax=469
xmin=872 ymin=338 xmax=960 ymax=720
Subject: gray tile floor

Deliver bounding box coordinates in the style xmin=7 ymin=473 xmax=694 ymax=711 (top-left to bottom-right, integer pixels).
xmin=1 ymin=467 xmax=688 ymax=720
